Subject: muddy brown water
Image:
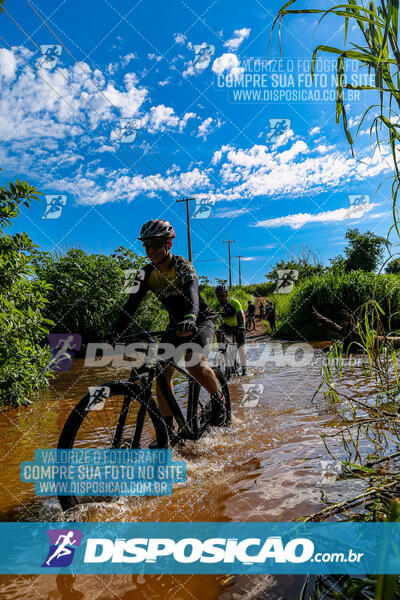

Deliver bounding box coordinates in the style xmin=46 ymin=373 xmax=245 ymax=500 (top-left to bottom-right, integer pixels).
xmin=0 ymin=340 xmax=355 ymax=599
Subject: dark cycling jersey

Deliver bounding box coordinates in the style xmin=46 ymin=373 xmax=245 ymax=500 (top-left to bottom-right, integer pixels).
xmin=113 ymin=255 xmax=216 ymax=336
xmin=247 ymin=303 xmax=256 ymax=315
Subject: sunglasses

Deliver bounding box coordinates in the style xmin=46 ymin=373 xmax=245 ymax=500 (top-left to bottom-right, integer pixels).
xmin=143 ymin=239 xmax=167 ymax=250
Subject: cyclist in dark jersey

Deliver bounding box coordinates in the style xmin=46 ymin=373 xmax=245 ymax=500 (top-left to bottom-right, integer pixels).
xmin=111 ymin=219 xmax=227 ymax=438
xmin=246 ymin=300 xmax=256 ymax=331
xmin=259 ymin=301 xmax=265 ymax=321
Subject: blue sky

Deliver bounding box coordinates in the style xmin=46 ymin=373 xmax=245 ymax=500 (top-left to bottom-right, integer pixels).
xmin=0 ymin=0 xmax=396 ymax=284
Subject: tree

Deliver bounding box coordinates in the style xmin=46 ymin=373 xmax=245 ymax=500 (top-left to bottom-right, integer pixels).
xmin=198 ymin=275 xmax=212 ymax=290
xmin=0 ymin=174 xmax=54 ymax=406
xmin=386 ymin=258 xmax=400 ymax=274
xmin=342 ymin=228 xmax=387 ymax=272
xmin=266 ymin=244 xmax=324 ymax=284
xmin=33 ymin=246 xmax=169 ymax=342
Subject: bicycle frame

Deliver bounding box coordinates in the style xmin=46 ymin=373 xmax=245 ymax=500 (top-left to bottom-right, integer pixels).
xmin=125 ymin=356 xmax=209 ymax=444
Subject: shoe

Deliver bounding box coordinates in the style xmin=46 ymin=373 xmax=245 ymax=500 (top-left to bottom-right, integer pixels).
xmin=241 ymin=367 xmax=247 ymax=376
xmin=210 ymin=390 xmax=226 ymax=426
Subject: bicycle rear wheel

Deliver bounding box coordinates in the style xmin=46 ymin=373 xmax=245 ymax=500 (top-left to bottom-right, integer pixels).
xmin=57 ymin=380 xmax=168 ymax=510
xmin=214 ymin=349 xmax=231 ymax=381
xmin=214 ymin=367 xmax=232 ymax=426
xmin=226 ymin=344 xmax=240 ymax=377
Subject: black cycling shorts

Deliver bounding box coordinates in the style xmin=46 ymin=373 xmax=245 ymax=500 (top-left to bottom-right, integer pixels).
xmin=222 ymin=323 xmax=245 ymax=346
xmin=159 ymin=319 xmax=216 ymax=365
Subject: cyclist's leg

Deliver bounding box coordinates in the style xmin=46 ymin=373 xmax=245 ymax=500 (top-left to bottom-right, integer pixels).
xmin=184 ymin=320 xmax=226 ymax=425
xmin=184 ymin=320 xmax=219 ymax=395
xmin=233 ymin=327 xmax=246 ymax=374
xmin=155 ymin=363 xmax=176 ymax=417
xmin=156 ymin=327 xmax=179 ymax=429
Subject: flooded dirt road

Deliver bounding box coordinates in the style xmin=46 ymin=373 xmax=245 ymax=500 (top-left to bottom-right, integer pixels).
xmin=0 ymin=340 xmax=347 ymax=599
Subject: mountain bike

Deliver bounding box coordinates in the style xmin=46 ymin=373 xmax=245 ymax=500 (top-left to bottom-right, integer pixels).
xmin=57 ymin=330 xmax=231 ymax=510
xmin=214 ymin=323 xmax=240 ymax=380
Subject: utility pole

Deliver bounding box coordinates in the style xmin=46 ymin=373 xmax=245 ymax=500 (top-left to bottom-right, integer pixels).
xmin=235 ymin=255 xmax=243 ymax=286
xmin=223 ymin=240 xmax=235 ymax=289
xmin=175 ymin=197 xmax=195 ymax=262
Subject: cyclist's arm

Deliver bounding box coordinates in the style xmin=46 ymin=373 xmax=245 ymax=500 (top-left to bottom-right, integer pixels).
xmin=237 ymin=310 xmax=245 ymax=327
xmin=182 ymin=278 xmax=199 ymax=320
xmin=112 ymin=268 xmax=148 ymax=338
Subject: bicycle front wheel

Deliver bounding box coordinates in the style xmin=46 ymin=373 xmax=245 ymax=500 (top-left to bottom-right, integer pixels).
xmin=57 ymin=380 xmax=168 ymax=510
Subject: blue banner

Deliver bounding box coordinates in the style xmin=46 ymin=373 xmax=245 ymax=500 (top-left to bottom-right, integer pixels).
xmin=1 ymin=522 xmax=400 ymax=574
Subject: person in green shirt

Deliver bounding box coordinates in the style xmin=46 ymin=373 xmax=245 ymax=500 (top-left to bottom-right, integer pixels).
xmin=211 ymin=284 xmax=247 ymax=376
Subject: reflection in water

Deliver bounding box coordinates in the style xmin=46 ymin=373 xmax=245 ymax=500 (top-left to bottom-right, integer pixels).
xmin=56 ymin=574 xmax=84 ymax=600
xmin=0 ymin=341 xmax=340 ymax=599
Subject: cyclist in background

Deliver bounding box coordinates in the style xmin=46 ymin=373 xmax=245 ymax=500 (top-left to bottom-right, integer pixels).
xmin=259 ymin=301 xmax=265 ymax=321
xmin=246 ymin=300 xmax=256 ymax=331
xmin=265 ymin=299 xmax=276 ymax=334
xmin=111 ymin=219 xmax=228 ymax=441
xmin=211 ymin=284 xmax=247 ymax=376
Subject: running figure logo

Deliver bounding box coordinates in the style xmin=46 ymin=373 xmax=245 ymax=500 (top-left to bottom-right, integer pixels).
xmin=241 ymin=384 xmax=264 ymax=408
xmin=266 ymin=119 xmax=291 ymax=143
xmin=122 ymin=269 xmax=136 ymax=293
xmin=42 ymin=529 xmax=82 ymax=567
xmin=346 ymin=194 xmax=370 ymax=219
xmin=42 ymin=195 xmax=67 ymax=219
xmin=193 ymin=44 xmax=215 ymax=70
xmin=47 ymin=334 xmax=83 ymax=371
xmin=119 ymin=118 xmax=140 ymax=144
xmin=276 ymin=269 xmax=298 ymax=294
xmin=87 ymin=386 xmax=110 ymax=411
xmin=40 ymin=45 xmax=62 ymax=69
xmin=192 ymin=198 xmax=215 ymax=219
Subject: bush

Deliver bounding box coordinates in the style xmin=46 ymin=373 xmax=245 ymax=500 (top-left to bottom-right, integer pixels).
xmin=32 ymin=247 xmax=168 ymax=345
xmin=239 ymin=282 xmax=276 ymax=297
xmin=0 ymin=178 xmax=54 ymax=406
xmin=277 ymin=270 xmax=400 ymax=340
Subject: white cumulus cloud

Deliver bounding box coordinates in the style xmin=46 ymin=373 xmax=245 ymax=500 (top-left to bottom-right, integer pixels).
xmin=0 ymin=48 xmax=18 ymax=81
xmin=144 ymin=105 xmax=196 ymax=133
xmin=212 ymin=53 xmax=244 ymax=80
xmin=196 ymin=117 xmax=221 ymax=140
xmin=254 ymin=204 xmax=377 ymax=230
xmin=224 ymin=28 xmax=251 ymax=51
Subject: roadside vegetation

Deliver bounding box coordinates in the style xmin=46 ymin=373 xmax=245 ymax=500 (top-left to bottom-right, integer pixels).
xmin=264 ymin=231 xmax=400 ymax=340
xmin=0 ymin=175 xmax=53 ymax=407
xmin=32 ymin=247 xmax=169 ymax=344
